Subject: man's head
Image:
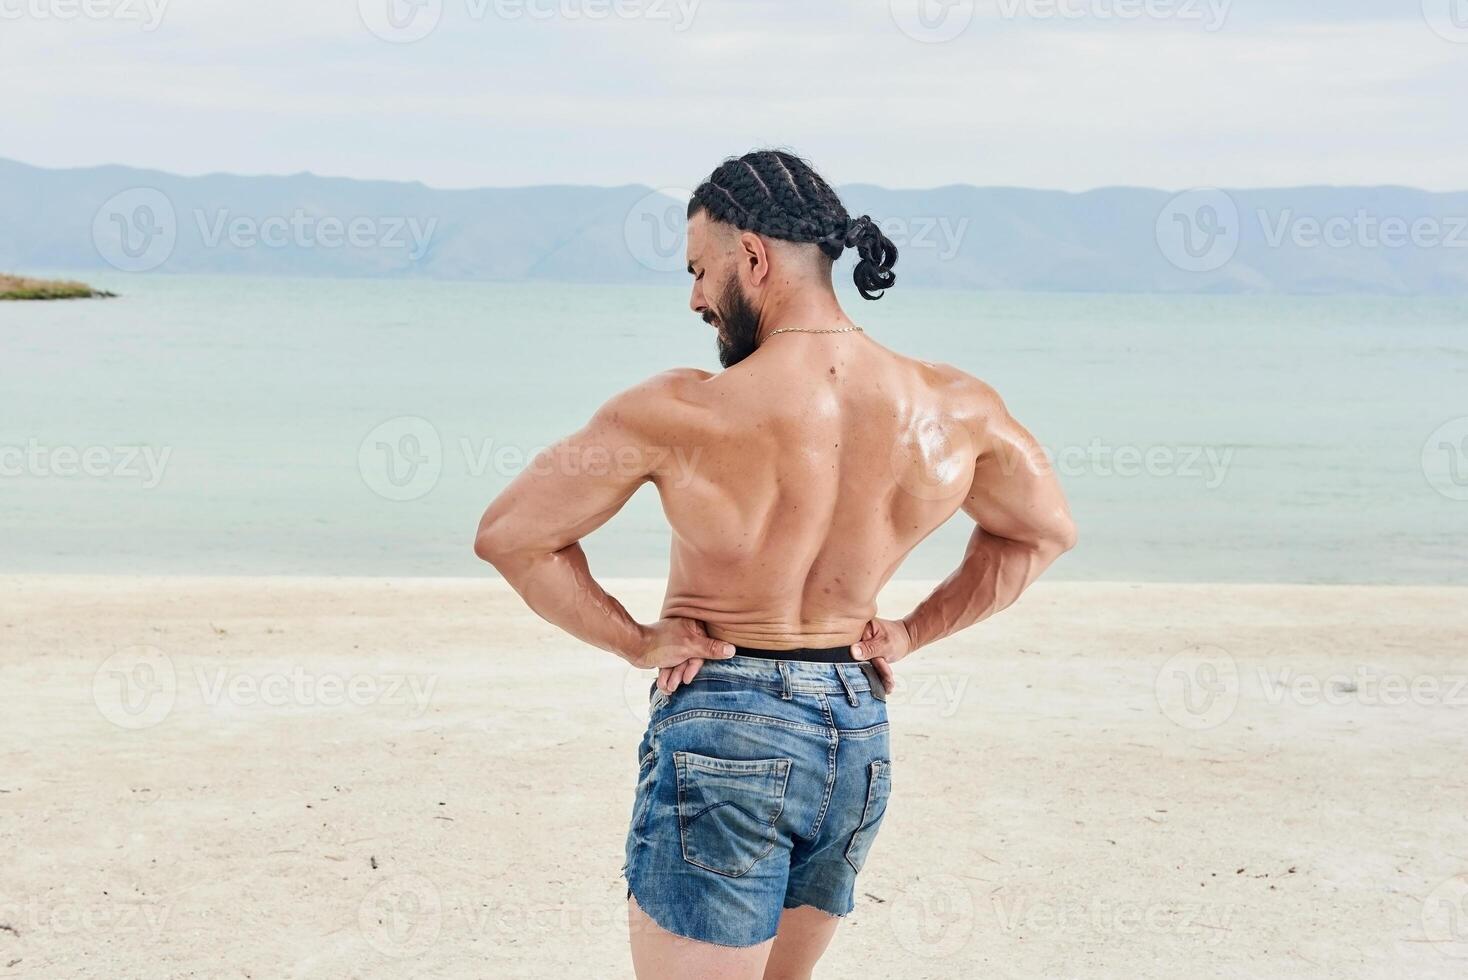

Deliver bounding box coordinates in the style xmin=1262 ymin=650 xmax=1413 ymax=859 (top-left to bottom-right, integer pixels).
xmin=685 ymin=150 xmax=898 ymax=368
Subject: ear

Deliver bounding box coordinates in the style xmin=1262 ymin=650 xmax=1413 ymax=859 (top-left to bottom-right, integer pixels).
xmin=737 ymin=232 xmax=772 ymax=289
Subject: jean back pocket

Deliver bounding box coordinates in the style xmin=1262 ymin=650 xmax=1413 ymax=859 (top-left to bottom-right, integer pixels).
xmin=674 ymin=751 xmax=791 ymax=878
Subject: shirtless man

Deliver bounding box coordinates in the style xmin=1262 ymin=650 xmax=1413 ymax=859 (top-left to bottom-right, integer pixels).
xmin=474 ymin=150 xmax=1076 ymax=980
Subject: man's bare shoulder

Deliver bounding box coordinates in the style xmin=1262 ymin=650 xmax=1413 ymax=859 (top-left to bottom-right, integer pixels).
xmin=912 ymin=360 xmax=1043 ymax=468
xmin=904 ymin=356 xmax=1010 ymax=422
xmin=592 ymin=368 xmax=717 ymax=438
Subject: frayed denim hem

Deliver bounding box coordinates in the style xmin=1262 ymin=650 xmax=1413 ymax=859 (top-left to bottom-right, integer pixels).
xmin=624 ymin=870 xmax=780 ymax=950
xmin=781 ymin=896 xmax=853 ymax=918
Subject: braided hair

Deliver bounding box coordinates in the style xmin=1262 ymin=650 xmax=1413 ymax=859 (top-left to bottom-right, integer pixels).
xmin=687 ymin=150 xmax=898 ymax=301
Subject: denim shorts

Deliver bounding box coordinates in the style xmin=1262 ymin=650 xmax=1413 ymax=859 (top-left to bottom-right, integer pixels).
xmin=622 ymin=656 xmax=893 ymax=948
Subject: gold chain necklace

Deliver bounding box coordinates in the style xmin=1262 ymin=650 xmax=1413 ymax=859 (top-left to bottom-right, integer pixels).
xmin=765 ymin=326 xmax=864 ymax=338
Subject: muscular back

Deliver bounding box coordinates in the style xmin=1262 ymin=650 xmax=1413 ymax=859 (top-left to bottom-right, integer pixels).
xmin=477 ymin=328 xmax=1067 ymax=660
xmin=643 ymin=334 xmax=990 ymax=648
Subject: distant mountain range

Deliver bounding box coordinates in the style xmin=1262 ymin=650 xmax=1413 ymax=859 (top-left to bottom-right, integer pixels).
xmin=2 ymin=156 xmax=1466 ymax=294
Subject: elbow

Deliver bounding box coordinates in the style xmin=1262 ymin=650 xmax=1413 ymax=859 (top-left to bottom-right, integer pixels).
xmin=1057 ymin=517 xmax=1079 ymax=554
xmin=473 ymin=518 xmax=515 ymax=569
xmin=1039 ymin=517 xmax=1078 ymax=560
xmin=1053 ymin=519 xmax=1079 ymax=556
xmin=474 ymin=516 xmax=556 ymax=577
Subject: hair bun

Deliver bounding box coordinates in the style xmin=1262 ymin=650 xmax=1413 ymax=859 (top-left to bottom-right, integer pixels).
xmin=845 ymin=214 xmax=898 ymax=301
xmin=843 ymin=215 xmax=876 ymax=249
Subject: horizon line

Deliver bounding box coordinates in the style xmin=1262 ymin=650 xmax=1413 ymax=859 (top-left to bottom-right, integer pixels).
xmin=2 ymin=154 xmax=1461 ymax=199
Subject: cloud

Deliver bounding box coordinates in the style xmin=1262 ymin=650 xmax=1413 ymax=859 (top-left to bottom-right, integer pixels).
xmin=1 ymin=1 xmax=1464 ymax=191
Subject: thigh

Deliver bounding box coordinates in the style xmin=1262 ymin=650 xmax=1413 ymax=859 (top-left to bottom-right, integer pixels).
xmin=762 ymin=904 xmax=843 ymax=980
xmin=629 ymin=894 xmax=773 ymax=980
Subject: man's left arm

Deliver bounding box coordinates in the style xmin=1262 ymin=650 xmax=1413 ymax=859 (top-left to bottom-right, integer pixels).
xmin=473 ymin=377 xmax=734 ymax=671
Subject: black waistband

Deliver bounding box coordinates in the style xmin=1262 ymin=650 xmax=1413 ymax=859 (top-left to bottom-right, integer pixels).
xmin=734 ymin=645 xmax=858 ymax=664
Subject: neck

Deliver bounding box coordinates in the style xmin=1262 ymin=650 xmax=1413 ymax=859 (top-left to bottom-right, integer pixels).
xmin=755 ymin=285 xmax=852 ymax=344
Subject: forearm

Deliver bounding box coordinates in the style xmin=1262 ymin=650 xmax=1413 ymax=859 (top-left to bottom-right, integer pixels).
xmin=902 ymin=527 xmax=1067 ymax=652
xmin=489 ymin=543 xmax=644 ymax=661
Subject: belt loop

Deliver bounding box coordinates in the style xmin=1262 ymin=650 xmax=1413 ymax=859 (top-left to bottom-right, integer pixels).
xmin=777 ymin=661 xmax=793 ymax=700
xmin=836 ymin=665 xmax=860 ymax=707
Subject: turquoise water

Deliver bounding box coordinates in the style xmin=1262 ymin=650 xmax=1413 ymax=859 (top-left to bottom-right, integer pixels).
xmin=2 ymin=272 xmax=1465 ymax=583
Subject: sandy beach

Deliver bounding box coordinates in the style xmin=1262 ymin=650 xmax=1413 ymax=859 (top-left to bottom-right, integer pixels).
xmin=2 ymin=575 xmax=1465 ymax=979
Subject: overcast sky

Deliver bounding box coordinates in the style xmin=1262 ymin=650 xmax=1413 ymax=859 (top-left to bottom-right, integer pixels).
xmin=4 ymin=0 xmax=1466 ymax=191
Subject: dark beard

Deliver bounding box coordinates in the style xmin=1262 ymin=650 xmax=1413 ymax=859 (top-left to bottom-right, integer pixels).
xmin=709 ymin=276 xmax=761 ymax=369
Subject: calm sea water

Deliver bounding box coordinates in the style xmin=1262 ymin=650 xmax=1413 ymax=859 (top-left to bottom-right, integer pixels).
xmin=2 ymin=272 xmax=1466 ymax=583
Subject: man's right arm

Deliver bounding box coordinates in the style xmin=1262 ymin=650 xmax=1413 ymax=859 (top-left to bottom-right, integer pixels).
xmin=854 ymin=383 xmax=1077 ymax=667
xmin=474 ymin=371 xmax=736 ymax=677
